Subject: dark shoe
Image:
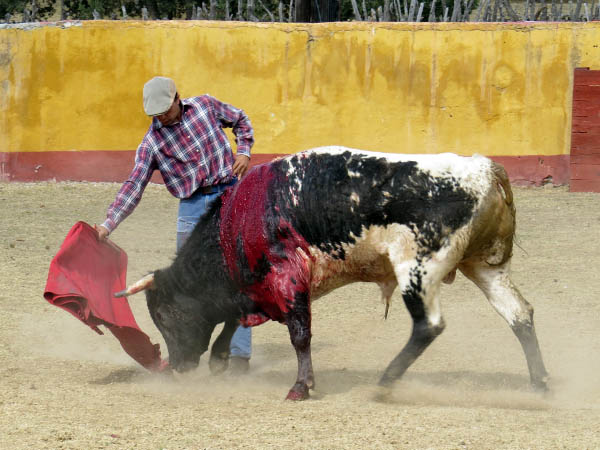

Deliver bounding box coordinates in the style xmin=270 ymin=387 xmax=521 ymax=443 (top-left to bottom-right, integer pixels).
xmin=229 ymin=356 xmax=250 ymax=375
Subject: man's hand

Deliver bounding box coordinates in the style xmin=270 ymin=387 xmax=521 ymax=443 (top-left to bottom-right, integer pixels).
xmin=94 ymin=224 xmax=110 ymax=242
xmin=232 ymin=154 xmax=250 ymax=179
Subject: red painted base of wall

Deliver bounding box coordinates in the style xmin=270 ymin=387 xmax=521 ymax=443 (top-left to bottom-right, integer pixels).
xmin=0 ymin=151 xmax=286 ymax=183
xmin=1 ymin=151 xmax=570 ymax=187
xmin=488 ymin=155 xmax=570 ymax=187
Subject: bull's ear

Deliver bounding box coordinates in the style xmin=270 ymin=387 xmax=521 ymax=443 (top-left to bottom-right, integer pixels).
xmin=114 ymin=273 xmax=155 ymax=298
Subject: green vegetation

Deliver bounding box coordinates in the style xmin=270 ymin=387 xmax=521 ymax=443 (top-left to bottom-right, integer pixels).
xmin=0 ymin=0 xmax=595 ymax=23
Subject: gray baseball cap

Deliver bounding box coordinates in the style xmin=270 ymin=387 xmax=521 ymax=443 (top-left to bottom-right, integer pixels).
xmin=143 ymin=76 xmax=177 ymax=116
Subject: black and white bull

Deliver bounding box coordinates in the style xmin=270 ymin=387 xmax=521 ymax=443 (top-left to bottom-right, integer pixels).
xmin=117 ymin=147 xmax=549 ymax=400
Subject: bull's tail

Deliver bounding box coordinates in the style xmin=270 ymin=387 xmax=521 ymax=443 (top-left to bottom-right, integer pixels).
xmin=490 ymin=161 xmax=516 ymax=266
xmin=492 ymin=161 xmax=514 ymax=213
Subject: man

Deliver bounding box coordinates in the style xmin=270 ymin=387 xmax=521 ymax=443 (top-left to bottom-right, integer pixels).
xmin=96 ymin=76 xmax=254 ymax=374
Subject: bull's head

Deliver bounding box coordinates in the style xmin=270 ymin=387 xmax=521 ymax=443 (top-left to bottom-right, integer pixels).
xmin=116 ymin=269 xmax=237 ymax=373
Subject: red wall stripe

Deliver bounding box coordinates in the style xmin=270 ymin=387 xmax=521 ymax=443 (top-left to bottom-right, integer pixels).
xmin=1 ymin=150 xmax=569 ymax=186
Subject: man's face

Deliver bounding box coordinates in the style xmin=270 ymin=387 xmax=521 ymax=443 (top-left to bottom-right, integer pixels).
xmin=155 ymin=95 xmax=181 ymax=126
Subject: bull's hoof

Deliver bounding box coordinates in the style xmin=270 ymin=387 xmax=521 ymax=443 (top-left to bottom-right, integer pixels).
xmin=285 ymin=383 xmax=310 ymax=401
xmin=373 ymin=385 xmax=395 ymax=403
xmin=228 ymin=356 xmax=250 ymax=376
xmin=377 ymin=375 xmax=394 ymax=388
xmin=208 ymin=356 xmax=229 ymax=375
xmin=531 ymin=375 xmax=550 ymax=393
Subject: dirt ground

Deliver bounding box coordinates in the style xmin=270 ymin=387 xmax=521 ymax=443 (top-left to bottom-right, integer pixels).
xmin=1 ymin=181 xmax=599 ymax=449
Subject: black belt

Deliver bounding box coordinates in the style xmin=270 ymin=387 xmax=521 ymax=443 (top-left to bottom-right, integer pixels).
xmin=198 ymin=185 xmax=217 ymax=195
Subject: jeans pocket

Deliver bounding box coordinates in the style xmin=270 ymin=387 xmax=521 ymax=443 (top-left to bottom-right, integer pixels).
xmin=176 ymin=216 xmax=198 ymax=234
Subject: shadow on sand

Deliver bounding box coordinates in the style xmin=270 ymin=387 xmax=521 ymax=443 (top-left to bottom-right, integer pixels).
xmin=89 ymin=368 xmax=145 ymax=385
xmin=88 ymin=360 xmax=547 ymax=410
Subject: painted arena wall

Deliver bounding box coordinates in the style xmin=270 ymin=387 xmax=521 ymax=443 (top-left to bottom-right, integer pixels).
xmin=1 ymin=20 xmax=600 ymax=185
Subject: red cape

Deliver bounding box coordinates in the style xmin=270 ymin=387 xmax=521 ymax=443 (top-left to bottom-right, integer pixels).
xmin=44 ymin=221 xmax=168 ymax=371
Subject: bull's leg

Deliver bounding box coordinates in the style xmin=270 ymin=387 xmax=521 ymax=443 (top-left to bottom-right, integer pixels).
xmin=460 ymin=261 xmax=549 ymax=391
xmin=379 ymin=261 xmax=446 ymax=387
xmin=285 ymin=291 xmax=314 ymax=401
xmin=208 ymin=319 xmax=239 ymax=375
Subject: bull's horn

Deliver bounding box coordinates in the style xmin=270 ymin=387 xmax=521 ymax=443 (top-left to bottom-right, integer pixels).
xmin=114 ymin=273 xmax=155 ymax=298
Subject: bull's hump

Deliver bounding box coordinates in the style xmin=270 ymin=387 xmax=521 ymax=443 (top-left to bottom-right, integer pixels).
xmin=270 ymin=149 xmax=480 ymax=258
xmin=300 ymin=146 xmax=489 ymax=182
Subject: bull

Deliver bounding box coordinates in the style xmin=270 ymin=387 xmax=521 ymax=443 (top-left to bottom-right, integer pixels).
xmin=117 ymin=147 xmax=549 ymax=400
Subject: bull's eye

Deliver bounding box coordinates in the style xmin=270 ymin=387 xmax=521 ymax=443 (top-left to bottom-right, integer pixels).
xmin=155 ymin=311 xmax=163 ymax=321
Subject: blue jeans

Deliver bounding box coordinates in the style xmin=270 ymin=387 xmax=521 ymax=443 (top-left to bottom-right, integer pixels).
xmin=177 ymin=181 xmax=252 ymax=360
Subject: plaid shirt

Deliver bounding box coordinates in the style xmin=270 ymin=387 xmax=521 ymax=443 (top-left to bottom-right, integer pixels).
xmin=102 ymin=95 xmax=254 ymax=233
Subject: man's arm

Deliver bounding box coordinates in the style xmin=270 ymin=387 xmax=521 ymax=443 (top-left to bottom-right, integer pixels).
xmin=96 ymin=144 xmax=156 ymax=241
xmin=209 ymin=96 xmax=254 ymax=179
xmin=208 ymin=95 xmax=254 ymax=157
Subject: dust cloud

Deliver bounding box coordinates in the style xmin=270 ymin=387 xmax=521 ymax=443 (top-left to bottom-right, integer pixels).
xmin=1 ymin=182 xmax=599 ymax=449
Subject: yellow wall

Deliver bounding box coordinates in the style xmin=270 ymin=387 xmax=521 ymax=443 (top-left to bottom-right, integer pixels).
xmin=2 ymin=21 xmax=600 ymax=157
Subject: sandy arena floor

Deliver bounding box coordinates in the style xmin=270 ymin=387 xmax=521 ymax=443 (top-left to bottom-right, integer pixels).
xmin=1 ymin=182 xmax=599 ymax=449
